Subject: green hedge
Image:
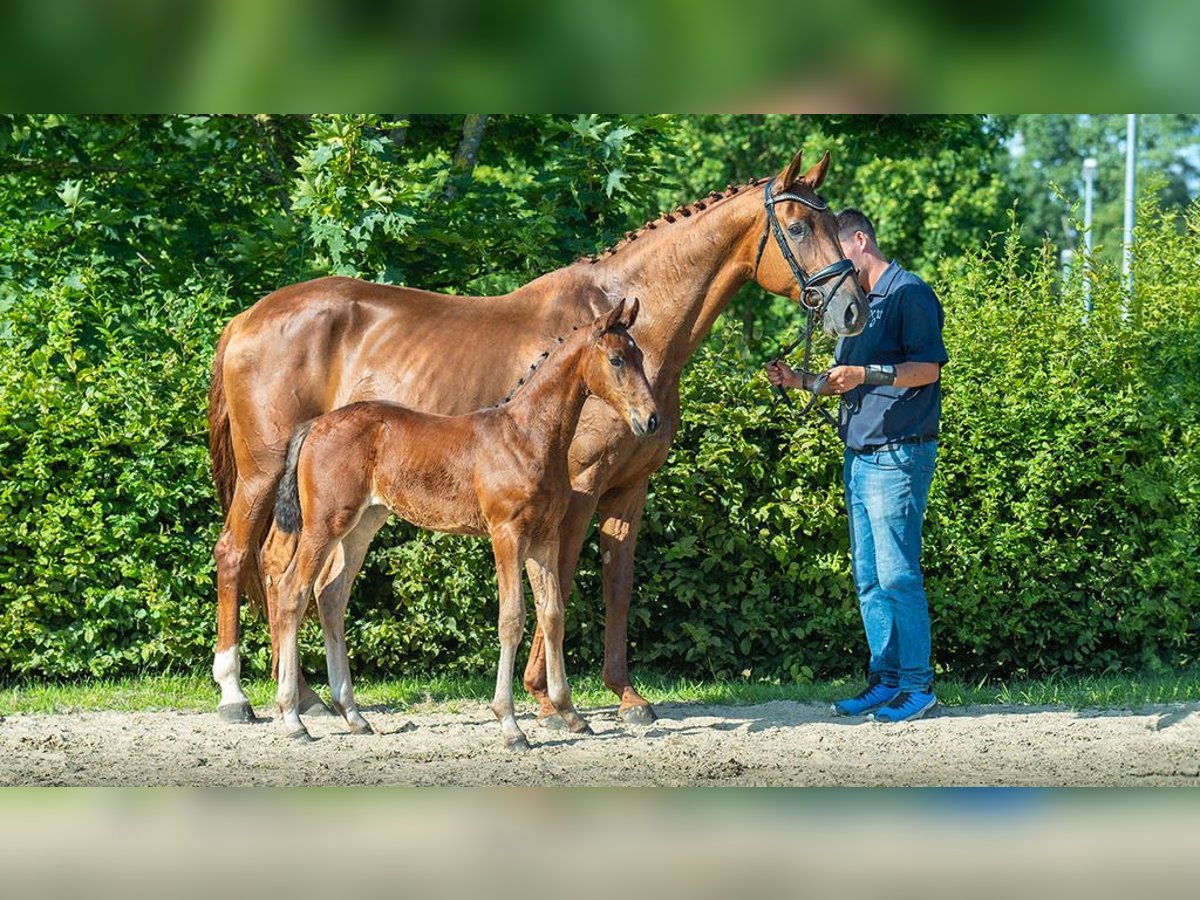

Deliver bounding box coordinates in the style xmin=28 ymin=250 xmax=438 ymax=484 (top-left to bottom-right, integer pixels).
xmin=1 ymin=203 xmax=1197 ymax=683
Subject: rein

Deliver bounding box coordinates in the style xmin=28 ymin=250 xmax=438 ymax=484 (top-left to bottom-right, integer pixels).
xmin=772 ymin=308 xmax=839 ymax=429
xmin=754 ymin=179 xmax=854 ymax=429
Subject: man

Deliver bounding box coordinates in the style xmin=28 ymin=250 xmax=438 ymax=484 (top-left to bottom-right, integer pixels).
xmin=766 ymin=208 xmax=947 ymax=723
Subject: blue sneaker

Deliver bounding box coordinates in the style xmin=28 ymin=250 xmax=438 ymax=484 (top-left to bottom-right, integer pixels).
xmin=831 ymin=682 xmax=899 ymax=717
xmin=871 ymin=690 xmax=937 ymax=723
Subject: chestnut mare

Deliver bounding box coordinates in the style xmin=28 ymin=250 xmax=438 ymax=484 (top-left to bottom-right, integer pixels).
xmin=209 ymin=149 xmax=868 ymax=725
xmin=263 ymin=299 xmax=656 ymax=748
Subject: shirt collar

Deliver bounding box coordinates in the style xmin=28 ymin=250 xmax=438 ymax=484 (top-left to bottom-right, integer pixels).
xmin=868 ymin=260 xmax=902 ymax=299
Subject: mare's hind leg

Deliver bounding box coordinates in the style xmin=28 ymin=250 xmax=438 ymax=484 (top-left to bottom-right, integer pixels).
xmin=525 ymin=539 xmax=590 ymax=735
xmin=213 ymin=469 xmax=329 ymax=722
xmin=596 ymin=479 xmax=656 ymax=724
xmin=213 ymin=475 xmax=277 ymax=723
xmin=490 ymin=525 xmax=531 ymax=752
xmin=313 ymin=507 xmax=389 ymax=735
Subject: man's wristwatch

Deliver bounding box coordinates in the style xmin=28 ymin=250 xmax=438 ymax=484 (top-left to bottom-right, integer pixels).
xmin=863 ymin=364 xmax=897 ymax=386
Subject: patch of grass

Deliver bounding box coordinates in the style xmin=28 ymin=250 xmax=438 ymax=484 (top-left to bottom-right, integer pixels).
xmin=1 ymin=671 xmax=1197 ymax=715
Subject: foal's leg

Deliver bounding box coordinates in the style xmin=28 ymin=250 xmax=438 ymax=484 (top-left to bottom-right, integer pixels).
xmin=524 ymin=489 xmax=598 ymax=726
xmin=314 ymin=508 xmax=388 ymax=735
xmin=525 ymin=540 xmax=590 ymax=735
xmin=490 ymin=526 xmax=531 ymax=752
xmin=274 ymin=537 xmax=331 ymax=741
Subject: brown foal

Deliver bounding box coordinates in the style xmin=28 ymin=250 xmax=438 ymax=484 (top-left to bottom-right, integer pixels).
xmin=262 ymin=299 xmax=657 ymax=748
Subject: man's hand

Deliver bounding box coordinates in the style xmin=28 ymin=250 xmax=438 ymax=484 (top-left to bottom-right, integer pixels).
xmin=822 ymin=365 xmax=866 ymax=394
xmin=765 ymin=359 xmax=801 ymax=390
xmin=766 ymin=361 xmax=837 ymax=395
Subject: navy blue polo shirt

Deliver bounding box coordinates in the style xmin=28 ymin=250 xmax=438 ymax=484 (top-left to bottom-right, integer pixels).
xmin=834 ymin=261 xmax=948 ymax=451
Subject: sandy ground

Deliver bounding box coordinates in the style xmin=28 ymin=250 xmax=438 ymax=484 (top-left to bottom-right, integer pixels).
xmin=2 ymin=698 xmax=1198 ymax=787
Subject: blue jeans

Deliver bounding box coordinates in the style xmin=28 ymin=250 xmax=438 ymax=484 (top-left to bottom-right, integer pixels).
xmin=843 ymin=440 xmax=937 ymax=693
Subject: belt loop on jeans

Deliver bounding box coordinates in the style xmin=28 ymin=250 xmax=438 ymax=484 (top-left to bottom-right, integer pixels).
xmin=851 ymin=435 xmax=937 ymax=455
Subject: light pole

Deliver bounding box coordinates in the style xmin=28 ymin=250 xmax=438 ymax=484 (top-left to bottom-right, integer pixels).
xmin=1082 ymin=156 xmax=1097 ymax=313
xmin=1122 ymin=114 xmax=1137 ymax=307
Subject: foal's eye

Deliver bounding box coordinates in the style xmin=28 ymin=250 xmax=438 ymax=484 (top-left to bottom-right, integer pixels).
xmin=787 ymin=222 xmax=808 ymax=238
xmin=609 ymin=356 xmax=625 ymax=368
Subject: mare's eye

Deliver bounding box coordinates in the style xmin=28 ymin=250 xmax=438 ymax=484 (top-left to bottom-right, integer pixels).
xmin=609 ymin=356 xmax=625 ymax=368
xmin=787 ymin=222 xmax=808 ymax=238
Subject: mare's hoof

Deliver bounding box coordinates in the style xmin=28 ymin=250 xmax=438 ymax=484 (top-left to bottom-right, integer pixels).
xmin=505 ymin=736 xmax=532 ymax=754
xmin=299 ymin=695 xmax=335 ymax=717
xmin=217 ymin=702 xmax=257 ymax=724
xmin=619 ymin=703 xmax=657 ymax=726
xmin=287 ymin=728 xmax=315 ymax=743
xmin=536 ymin=713 xmax=568 ymax=731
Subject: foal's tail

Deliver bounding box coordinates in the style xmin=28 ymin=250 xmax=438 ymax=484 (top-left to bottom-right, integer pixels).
xmin=274 ymin=421 xmax=315 ymax=534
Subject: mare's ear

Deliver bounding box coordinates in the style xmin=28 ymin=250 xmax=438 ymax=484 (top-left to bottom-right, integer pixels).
xmin=598 ymin=298 xmax=627 ymax=335
xmin=801 ymin=150 xmax=831 ymax=190
xmin=620 ymin=297 xmax=640 ymax=331
xmin=778 ymin=148 xmax=830 ymax=190
xmin=778 ymin=149 xmax=805 ymax=190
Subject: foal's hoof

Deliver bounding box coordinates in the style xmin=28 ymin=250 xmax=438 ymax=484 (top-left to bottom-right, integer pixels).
xmin=570 ymin=722 xmax=594 ymax=736
xmin=287 ymin=728 xmax=315 ymax=743
xmin=536 ymin=713 xmax=568 ymax=731
xmin=349 ymin=720 xmax=374 ymax=736
xmin=619 ymin=703 xmax=658 ymax=726
xmin=505 ymin=735 xmax=532 ymax=754
xmin=299 ymin=695 xmax=336 ymax=718
xmin=217 ymin=702 xmax=257 ymax=724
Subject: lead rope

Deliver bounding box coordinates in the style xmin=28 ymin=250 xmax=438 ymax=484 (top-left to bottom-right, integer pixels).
xmin=769 ymin=306 xmax=839 ymax=429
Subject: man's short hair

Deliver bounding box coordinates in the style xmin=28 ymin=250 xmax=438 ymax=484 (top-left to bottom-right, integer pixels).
xmin=836 ymin=208 xmax=877 ymax=245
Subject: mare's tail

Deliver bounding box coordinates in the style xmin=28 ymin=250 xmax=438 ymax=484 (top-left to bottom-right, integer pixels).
xmin=209 ymin=323 xmax=268 ymax=614
xmin=274 ymin=421 xmax=315 ymax=534
xmin=208 ymin=325 xmax=237 ymax=515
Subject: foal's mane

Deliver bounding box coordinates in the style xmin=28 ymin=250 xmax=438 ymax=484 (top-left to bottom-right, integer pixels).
xmin=489 ymin=317 xmax=630 ymax=410
xmin=579 ymin=176 xmax=773 ymax=265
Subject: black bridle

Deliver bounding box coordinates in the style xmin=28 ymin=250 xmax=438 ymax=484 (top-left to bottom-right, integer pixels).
xmin=754 ymin=179 xmax=857 ymax=427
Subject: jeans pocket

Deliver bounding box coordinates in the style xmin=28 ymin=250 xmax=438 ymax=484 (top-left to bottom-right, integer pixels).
xmin=869 ymin=444 xmax=916 ymax=471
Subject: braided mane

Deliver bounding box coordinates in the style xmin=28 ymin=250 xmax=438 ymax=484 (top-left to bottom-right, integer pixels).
xmin=578 ymin=176 xmax=773 ymax=265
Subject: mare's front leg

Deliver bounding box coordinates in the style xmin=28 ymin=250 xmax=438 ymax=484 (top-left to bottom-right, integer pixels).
xmin=313 ymin=508 xmax=388 ymax=735
xmin=597 ymin=478 xmax=657 ymax=724
xmin=490 ymin=525 xmax=531 ymax=752
xmin=525 ymin=539 xmax=591 ymax=735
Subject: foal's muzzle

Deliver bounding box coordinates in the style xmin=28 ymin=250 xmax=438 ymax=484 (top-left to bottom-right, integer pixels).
xmin=632 ymin=410 xmax=660 ymax=437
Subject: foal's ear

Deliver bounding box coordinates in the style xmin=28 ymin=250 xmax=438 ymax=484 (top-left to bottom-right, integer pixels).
xmin=621 ymin=297 xmax=640 ymax=330
xmin=599 ymin=298 xmax=627 ymax=335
